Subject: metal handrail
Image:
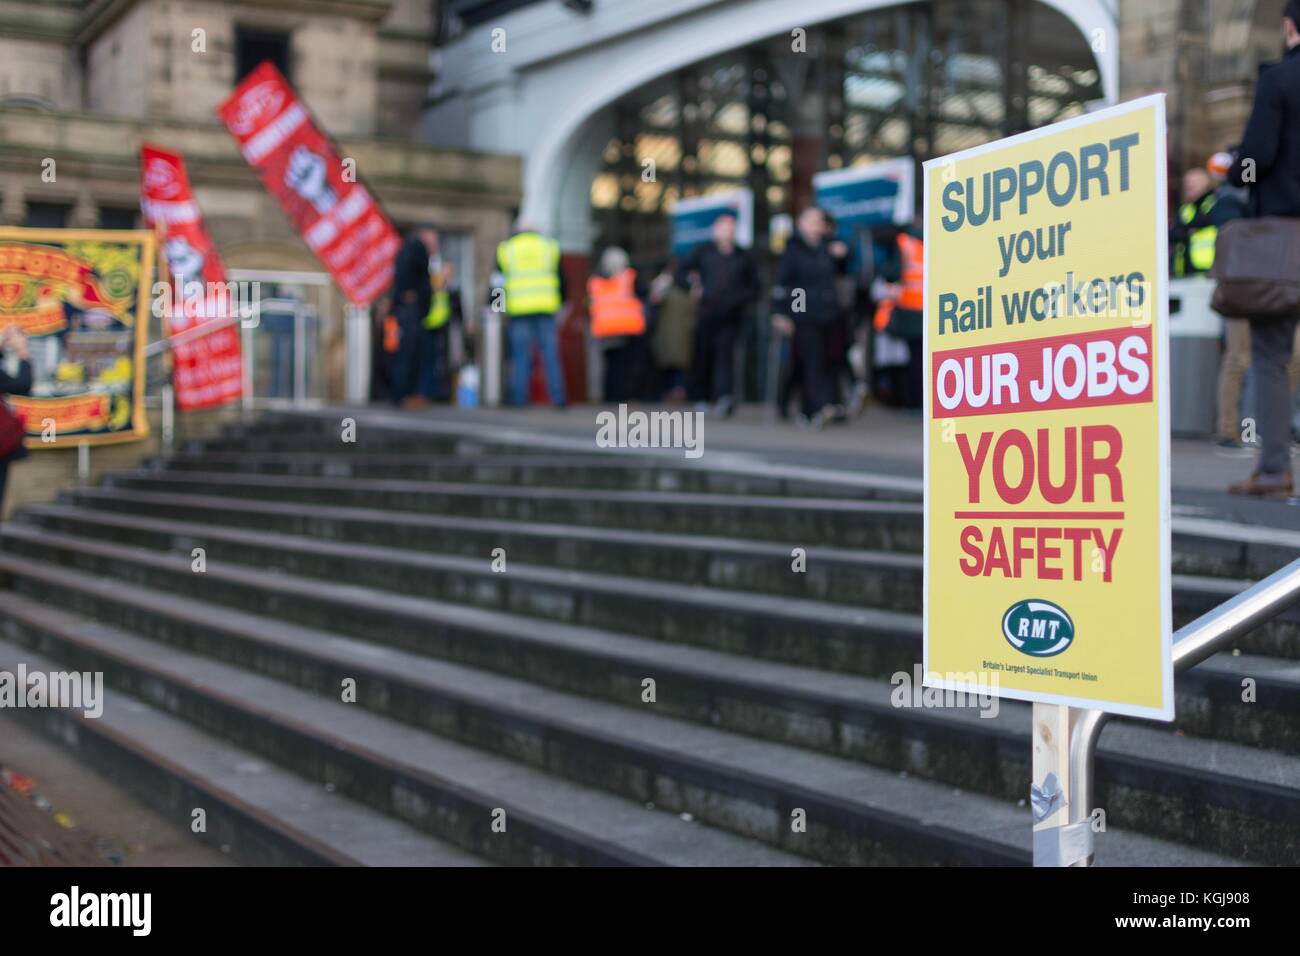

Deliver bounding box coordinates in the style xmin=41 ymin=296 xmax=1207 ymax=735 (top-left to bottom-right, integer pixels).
xmin=1067 ymin=556 xmax=1300 ymax=865
xmin=140 ymin=311 xmax=254 ymax=452
xmin=143 ymin=312 xmax=249 ymax=358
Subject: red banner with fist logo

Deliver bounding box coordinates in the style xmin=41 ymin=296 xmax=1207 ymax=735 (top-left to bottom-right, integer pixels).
xmin=216 ymin=61 xmax=400 ymax=306
xmin=140 ymin=143 xmax=244 ymax=411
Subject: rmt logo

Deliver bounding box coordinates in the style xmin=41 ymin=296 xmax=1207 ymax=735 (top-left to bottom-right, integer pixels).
xmin=1001 ymin=599 xmax=1075 ymax=657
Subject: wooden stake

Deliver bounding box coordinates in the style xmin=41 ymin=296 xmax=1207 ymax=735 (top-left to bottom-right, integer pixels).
xmin=1031 ymin=702 xmax=1071 ymax=866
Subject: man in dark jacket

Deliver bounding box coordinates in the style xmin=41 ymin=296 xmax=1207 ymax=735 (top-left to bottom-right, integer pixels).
xmin=771 ymin=206 xmax=849 ymax=427
xmin=0 ymin=325 xmax=33 ymax=518
xmin=389 ymin=223 xmax=438 ymax=408
xmin=677 ymin=213 xmax=758 ymax=416
xmin=1227 ymin=1 xmax=1300 ymax=497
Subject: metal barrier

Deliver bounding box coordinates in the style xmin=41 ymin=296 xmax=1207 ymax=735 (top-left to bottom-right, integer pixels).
xmin=1066 ymin=557 xmax=1300 ymax=865
xmin=482 ymin=309 xmax=503 ymax=407
xmin=141 ymin=289 xmax=333 ymax=453
xmin=142 ymin=313 xmax=246 ymax=359
xmin=141 ymin=312 xmax=254 ymax=457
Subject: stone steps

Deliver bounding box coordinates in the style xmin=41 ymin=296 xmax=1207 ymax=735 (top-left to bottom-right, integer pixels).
xmin=37 ymin=492 xmax=1300 ymax=663
xmin=0 ymin=638 xmax=487 ymax=867
xmin=0 ymin=594 xmax=814 ymax=867
xmin=2 ymin=410 xmax=1294 ymax=866
xmin=104 ymin=468 xmax=927 ymax=550
xmin=0 ymin=527 xmax=1295 ymax=862
xmin=103 ymin=464 xmax=1300 ymax=581
xmin=156 ymin=450 xmax=908 ymax=500
xmin=0 ymin=565 xmax=1244 ymax=866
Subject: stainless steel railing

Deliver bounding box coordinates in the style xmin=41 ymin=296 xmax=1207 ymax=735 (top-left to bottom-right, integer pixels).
xmin=1067 ymin=556 xmax=1300 ymax=865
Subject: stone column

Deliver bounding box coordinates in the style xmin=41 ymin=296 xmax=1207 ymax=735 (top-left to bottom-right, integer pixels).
xmin=1 ymin=177 xmax=26 ymax=226
xmin=69 ymin=186 xmax=98 ymax=228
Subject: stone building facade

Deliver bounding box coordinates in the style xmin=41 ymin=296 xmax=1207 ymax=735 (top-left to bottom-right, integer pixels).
xmin=0 ymin=0 xmax=519 ymax=515
xmin=1119 ymin=0 xmax=1292 ymax=174
xmin=0 ymin=0 xmax=520 ymax=346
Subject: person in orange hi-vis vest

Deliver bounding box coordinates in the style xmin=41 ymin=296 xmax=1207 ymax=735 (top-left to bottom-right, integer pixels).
xmin=588 ymin=246 xmax=647 ymax=402
xmin=872 ymin=223 xmax=925 ymax=410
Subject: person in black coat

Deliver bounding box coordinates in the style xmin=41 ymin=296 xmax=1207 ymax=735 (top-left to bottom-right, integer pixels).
xmin=369 ymin=290 xmax=395 ymax=404
xmin=676 ymin=213 xmax=758 ymax=416
xmin=1229 ymin=5 xmax=1300 ymax=218
xmin=771 ymin=206 xmax=849 ymax=426
xmin=388 ymin=224 xmax=438 ymax=408
xmin=1227 ymin=1 xmax=1300 ymax=497
xmin=0 ymin=325 xmax=33 ymax=517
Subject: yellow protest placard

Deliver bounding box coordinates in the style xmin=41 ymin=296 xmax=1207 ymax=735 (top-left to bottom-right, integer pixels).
xmin=922 ymin=96 xmax=1172 ymax=721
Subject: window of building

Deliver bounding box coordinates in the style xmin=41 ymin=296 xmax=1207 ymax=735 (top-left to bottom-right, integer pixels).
xmin=24 ymin=202 xmax=71 ymax=228
xmin=235 ymin=27 xmax=292 ymax=83
xmin=99 ymin=206 xmax=139 ymax=229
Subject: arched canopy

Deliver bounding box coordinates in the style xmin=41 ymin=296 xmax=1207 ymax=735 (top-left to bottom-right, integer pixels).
xmin=513 ymin=0 xmax=1116 ymax=241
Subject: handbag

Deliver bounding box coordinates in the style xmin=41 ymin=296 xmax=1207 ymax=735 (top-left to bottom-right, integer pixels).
xmin=0 ymin=400 xmax=26 ymax=460
xmin=885 ymin=306 xmax=923 ymax=340
xmin=1210 ymin=217 xmax=1300 ymax=319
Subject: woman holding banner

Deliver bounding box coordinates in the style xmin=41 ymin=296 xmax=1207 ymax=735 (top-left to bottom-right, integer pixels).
xmin=0 ymin=325 xmax=33 ymax=519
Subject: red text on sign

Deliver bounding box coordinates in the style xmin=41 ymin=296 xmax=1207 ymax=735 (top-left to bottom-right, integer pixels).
xmin=955 ymin=424 xmax=1123 ymax=505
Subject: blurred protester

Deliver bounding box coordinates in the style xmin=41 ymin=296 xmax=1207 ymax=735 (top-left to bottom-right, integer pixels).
xmin=1176 ymin=154 xmax=1249 ymax=447
xmin=370 ymin=290 xmax=395 ymax=403
xmin=863 ymin=227 xmax=908 ymax=406
xmin=0 ymin=325 xmax=32 ymax=519
xmin=420 ymin=258 xmax=463 ymax=403
xmin=771 ymin=206 xmax=848 ymax=429
xmin=836 ymin=223 xmax=874 ymax=417
xmin=869 ymin=296 xmax=912 ymax=407
xmin=389 ymin=223 xmax=439 ymax=408
xmin=821 ymin=214 xmax=871 ymax=420
xmin=649 ymin=260 xmax=695 ymax=401
xmin=588 ymin=246 xmax=647 ymax=403
xmin=1171 ymin=166 xmax=1239 ymax=279
xmin=872 ymin=219 xmax=926 ymax=411
xmin=1197 ymin=153 xmax=1300 ymax=448
xmin=677 ymin=213 xmax=758 ymax=417
xmin=497 ymin=220 xmax=567 ymax=408
xmin=1226 ymin=0 xmax=1300 ymax=497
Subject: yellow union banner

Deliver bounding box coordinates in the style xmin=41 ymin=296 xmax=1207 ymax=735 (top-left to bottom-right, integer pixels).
xmin=0 ymin=227 xmax=154 ymax=447
xmin=922 ymin=96 xmax=1173 ymax=721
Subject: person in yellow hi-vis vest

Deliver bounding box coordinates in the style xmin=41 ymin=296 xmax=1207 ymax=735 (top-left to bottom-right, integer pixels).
xmin=1171 ymin=166 xmax=1235 ymax=278
xmin=495 ymin=220 xmax=567 ymax=407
